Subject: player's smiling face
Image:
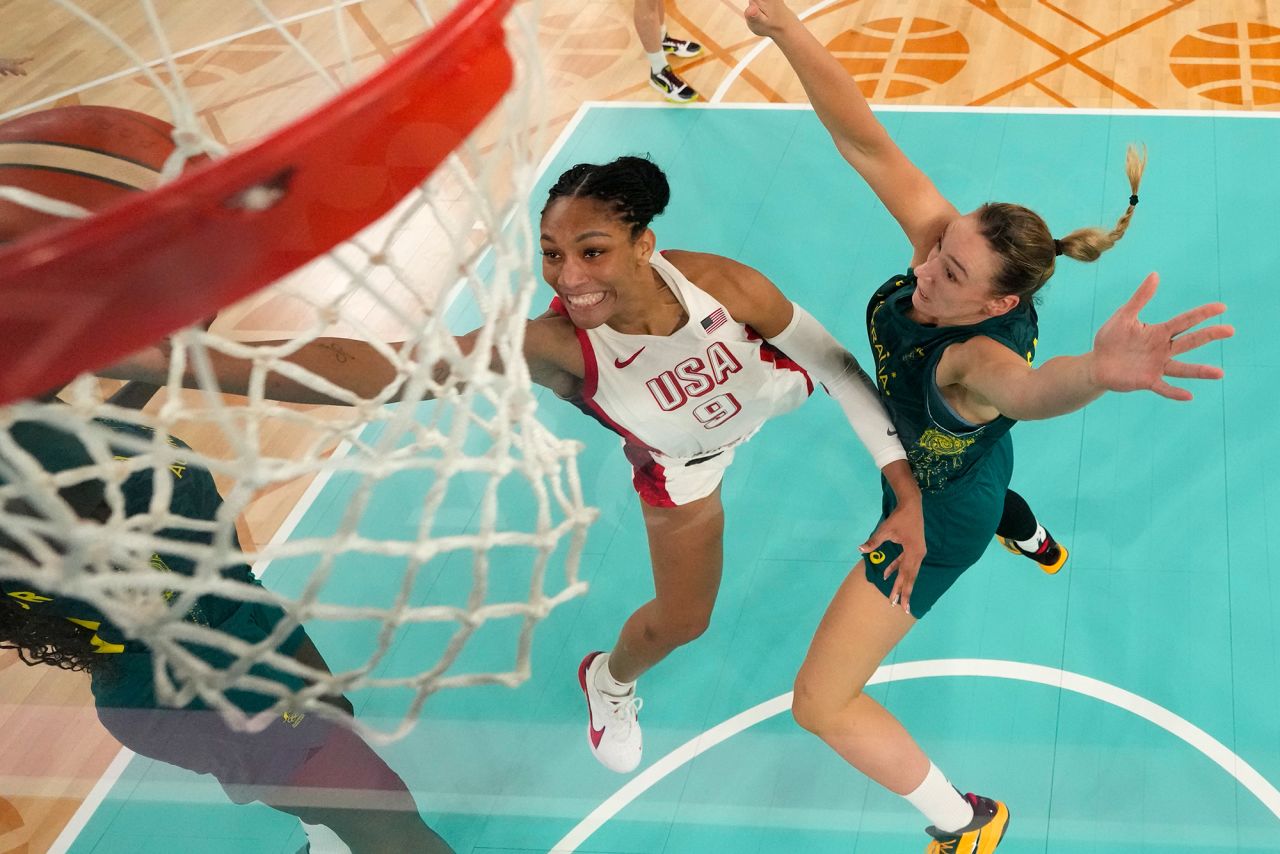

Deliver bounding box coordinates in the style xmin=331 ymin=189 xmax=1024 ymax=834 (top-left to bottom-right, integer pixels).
xmin=540 ymin=197 xmax=653 ymax=329
xmin=912 ymin=212 xmax=1018 ymax=325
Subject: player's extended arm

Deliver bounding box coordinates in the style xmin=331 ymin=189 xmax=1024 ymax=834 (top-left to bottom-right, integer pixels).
xmin=743 ymin=0 xmax=956 ymax=256
xmin=766 ymin=303 xmax=908 ymax=470
xmin=738 ymin=266 xmax=926 ymax=609
xmin=942 ymin=273 xmax=1233 ymax=421
xmin=100 ymin=315 xmax=582 ymax=407
xmin=104 ymin=381 xmax=164 ymax=411
xmin=101 ymin=334 xmax=471 ymax=406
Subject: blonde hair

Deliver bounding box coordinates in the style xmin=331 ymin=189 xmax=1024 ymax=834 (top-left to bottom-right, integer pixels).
xmin=977 ymin=144 xmax=1148 ymax=302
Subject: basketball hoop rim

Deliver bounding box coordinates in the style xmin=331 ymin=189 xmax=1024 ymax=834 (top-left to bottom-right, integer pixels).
xmin=0 ymin=0 xmax=517 ymax=405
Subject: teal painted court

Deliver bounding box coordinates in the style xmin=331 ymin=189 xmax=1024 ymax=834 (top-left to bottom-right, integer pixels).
xmin=66 ymin=104 xmax=1278 ymax=853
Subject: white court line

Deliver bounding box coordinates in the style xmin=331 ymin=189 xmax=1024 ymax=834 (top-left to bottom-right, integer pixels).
xmin=579 ymin=99 xmax=1280 ymax=120
xmin=46 ymin=748 xmax=139 ymax=854
xmin=551 ymin=658 xmax=1280 ymax=852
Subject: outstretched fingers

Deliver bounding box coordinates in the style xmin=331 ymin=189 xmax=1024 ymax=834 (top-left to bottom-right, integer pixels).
xmin=1120 ymin=271 xmax=1161 ymax=318
xmin=1171 ymin=321 xmax=1235 ymax=356
xmin=1164 ymin=359 xmax=1225 ymax=380
xmin=1161 ymin=301 xmax=1230 ymax=338
xmin=1151 ymin=359 xmax=1227 ymax=401
xmin=1149 ymin=379 xmax=1194 ymax=402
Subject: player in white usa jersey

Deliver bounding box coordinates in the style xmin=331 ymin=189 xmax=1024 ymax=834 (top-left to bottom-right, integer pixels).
xmin=103 ymin=156 xmax=928 ymax=776
xmin=535 ymin=157 xmax=923 ymax=773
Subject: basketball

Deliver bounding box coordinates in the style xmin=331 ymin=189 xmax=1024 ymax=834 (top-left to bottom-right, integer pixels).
xmin=0 ymin=105 xmax=176 ymax=242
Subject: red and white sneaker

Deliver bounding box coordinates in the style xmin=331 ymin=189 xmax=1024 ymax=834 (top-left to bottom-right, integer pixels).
xmin=578 ymin=651 xmax=643 ymax=773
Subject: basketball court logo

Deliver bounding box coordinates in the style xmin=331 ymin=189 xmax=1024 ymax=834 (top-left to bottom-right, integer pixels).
xmin=827 ymin=17 xmax=968 ymax=100
xmin=1170 ymin=22 xmax=1280 ymax=107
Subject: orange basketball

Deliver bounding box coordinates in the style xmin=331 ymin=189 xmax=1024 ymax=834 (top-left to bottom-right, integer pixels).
xmin=1170 ymin=22 xmax=1280 ymax=107
xmin=828 ymin=17 xmax=968 ymax=99
xmin=0 ymin=105 xmax=176 ymax=243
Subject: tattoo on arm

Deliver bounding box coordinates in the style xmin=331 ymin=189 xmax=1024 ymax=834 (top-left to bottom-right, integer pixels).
xmin=317 ymin=342 xmax=354 ymax=364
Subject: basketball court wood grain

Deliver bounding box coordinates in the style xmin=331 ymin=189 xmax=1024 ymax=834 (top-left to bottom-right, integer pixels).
xmin=0 ymin=0 xmax=1275 ymax=850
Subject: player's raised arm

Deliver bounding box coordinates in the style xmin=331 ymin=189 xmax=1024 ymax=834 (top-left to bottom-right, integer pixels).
xmin=744 ymin=0 xmax=957 ymax=260
xmin=941 ymin=272 xmax=1234 ymax=421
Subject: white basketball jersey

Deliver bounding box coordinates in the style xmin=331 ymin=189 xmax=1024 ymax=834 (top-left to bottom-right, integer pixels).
xmin=553 ymin=251 xmax=812 ymax=462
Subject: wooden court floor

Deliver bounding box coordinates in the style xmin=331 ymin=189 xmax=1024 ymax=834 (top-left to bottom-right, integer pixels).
xmin=1 ymin=0 xmax=1278 ymax=850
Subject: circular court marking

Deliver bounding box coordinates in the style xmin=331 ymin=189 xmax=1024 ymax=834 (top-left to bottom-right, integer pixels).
xmin=551 ymin=658 xmax=1280 ymax=852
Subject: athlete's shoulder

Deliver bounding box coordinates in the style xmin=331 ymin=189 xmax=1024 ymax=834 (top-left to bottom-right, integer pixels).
xmin=658 ymin=249 xmax=733 ymax=284
xmin=662 ymin=250 xmax=777 ymax=310
xmin=524 ymin=311 xmax=586 ymax=397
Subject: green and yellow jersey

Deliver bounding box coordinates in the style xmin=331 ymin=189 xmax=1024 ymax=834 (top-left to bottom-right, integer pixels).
xmin=862 ymin=272 xmax=1040 ymax=616
xmin=0 ymin=419 xmax=307 ymax=714
xmin=866 ymin=271 xmax=1038 ymax=494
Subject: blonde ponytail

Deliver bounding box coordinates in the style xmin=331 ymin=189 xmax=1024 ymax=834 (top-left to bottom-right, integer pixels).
xmin=1057 ymin=143 xmax=1148 ymax=263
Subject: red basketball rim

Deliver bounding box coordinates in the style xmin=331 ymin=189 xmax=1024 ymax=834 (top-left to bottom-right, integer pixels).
xmin=0 ymin=0 xmax=514 ymax=406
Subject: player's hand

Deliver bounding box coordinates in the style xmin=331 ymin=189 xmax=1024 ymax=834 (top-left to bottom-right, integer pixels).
xmin=744 ymin=0 xmax=799 ymax=39
xmin=1089 ymin=272 xmax=1233 ymax=401
xmin=859 ymin=499 xmax=925 ymax=616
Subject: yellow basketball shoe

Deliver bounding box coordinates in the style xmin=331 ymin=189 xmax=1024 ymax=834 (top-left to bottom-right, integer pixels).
xmin=649 ymin=66 xmax=699 ymax=104
xmin=925 ymin=793 xmax=1010 ymax=853
xmin=997 ymin=528 xmax=1068 ymax=574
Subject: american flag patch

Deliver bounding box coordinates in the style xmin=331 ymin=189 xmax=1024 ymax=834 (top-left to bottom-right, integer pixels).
xmin=700 ymin=308 xmax=728 ymax=333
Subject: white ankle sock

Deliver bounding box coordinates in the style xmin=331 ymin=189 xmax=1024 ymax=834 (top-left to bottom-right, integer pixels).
xmin=903 ymin=763 xmax=974 ymax=833
xmin=594 ymin=654 xmax=635 ymax=696
xmin=1016 ymin=524 xmax=1047 ymax=552
xmin=646 ymin=51 xmax=667 ymax=75
xmin=301 ymin=821 xmax=352 ymax=854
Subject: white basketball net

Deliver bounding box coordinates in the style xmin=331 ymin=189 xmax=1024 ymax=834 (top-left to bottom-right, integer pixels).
xmin=0 ymin=0 xmax=594 ymax=741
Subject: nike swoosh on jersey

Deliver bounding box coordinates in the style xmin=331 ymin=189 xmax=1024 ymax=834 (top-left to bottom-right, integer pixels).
xmin=614 ymin=347 xmax=645 ymax=368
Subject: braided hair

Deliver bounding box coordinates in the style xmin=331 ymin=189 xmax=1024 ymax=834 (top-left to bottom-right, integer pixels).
xmin=977 ymin=144 xmax=1148 ymax=303
xmin=542 ymin=155 xmax=671 ymax=239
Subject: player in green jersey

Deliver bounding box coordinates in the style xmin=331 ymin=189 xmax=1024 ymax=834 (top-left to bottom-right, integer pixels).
xmin=746 ymin=2 xmax=1234 ymax=851
xmin=0 ymin=383 xmax=451 ymax=854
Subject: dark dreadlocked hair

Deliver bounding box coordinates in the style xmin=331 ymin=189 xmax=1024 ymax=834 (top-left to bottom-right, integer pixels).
xmin=0 ymin=594 xmax=114 ymax=675
xmin=542 ymin=155 xmax=671 ymax=239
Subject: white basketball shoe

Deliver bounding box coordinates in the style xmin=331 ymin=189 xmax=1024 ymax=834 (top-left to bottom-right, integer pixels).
xmin=578 ymin=651 xmax=643 ymax=773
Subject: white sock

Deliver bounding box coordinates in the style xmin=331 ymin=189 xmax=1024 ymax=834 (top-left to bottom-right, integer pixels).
xmin=646 ymin=51 xmax=667 ymax=75
xmin=301 ymin=821 xmax=352 ymax=854
xmin=1015 ymin=524 xmax=1047 ymax=552
xmin=593 ymin=654 xmax=635 ymax=696
xmin=903 ymin=763 xmax=974 ymax=833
